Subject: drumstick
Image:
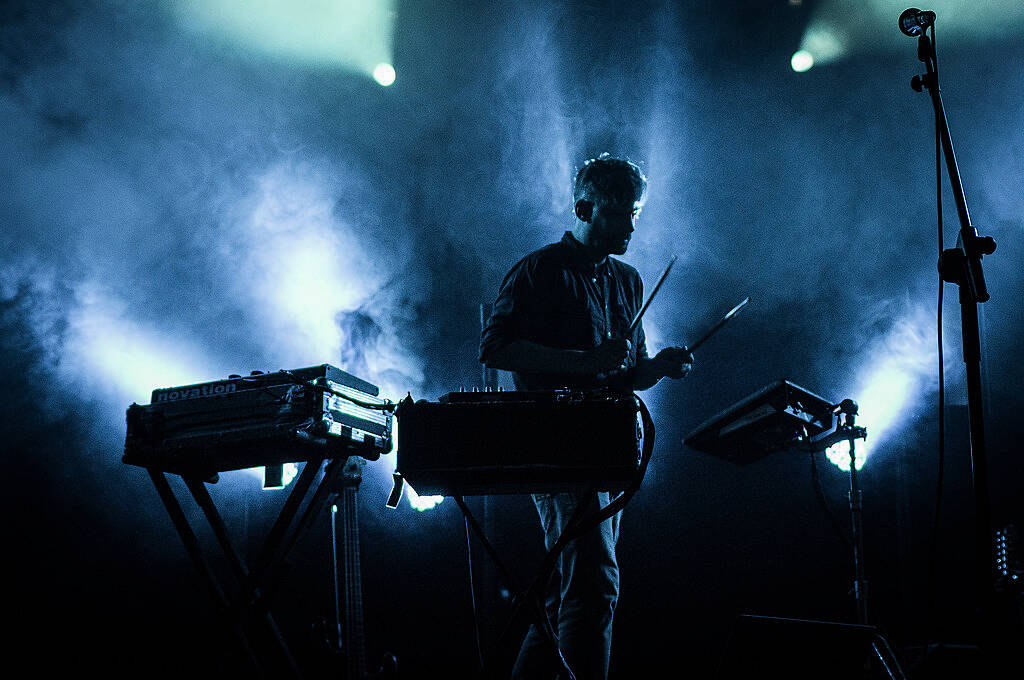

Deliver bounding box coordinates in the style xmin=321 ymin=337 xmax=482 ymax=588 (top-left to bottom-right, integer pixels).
xmin=628 ymin=255 xmax=677 ymax=333
xmin=687 ymin=296 xmax=749 ymax=353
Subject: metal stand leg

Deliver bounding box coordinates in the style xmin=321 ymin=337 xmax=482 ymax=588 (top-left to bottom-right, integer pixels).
xmin=146 ymin=459 xmax=337 ymax=678
xmin=184 ymin=476 xmax=298 ymax=673
xmin=148 ymin=469 xmax=265 ymax=675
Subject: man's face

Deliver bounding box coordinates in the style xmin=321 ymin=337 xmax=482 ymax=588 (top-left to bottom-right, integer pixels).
xmin=590 ymin=197 xmax=640 ymax=256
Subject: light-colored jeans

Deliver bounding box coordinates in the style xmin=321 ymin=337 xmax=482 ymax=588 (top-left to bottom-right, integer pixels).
xmin=511 ymin=490 xmax=621 ymax=680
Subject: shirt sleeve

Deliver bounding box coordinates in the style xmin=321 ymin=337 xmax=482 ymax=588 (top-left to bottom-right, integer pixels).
xmin=479 ymin=256 xmax=539 ymax=364
xmin=631 ymin=269 xmax=648 ymax=361
xmin=635 ymin=319 xmax=648 ymax=361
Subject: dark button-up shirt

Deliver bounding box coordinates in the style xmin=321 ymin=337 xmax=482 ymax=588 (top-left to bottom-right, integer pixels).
xmin=480 ymin=231 xmax=648 ymax=391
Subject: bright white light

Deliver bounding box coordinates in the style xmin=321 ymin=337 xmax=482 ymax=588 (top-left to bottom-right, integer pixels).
xmin=229 ymin=162 xmax=382 ymax=366
xmin=825 ymin=439 xmax=865 ymax=471
xmin=373 ymin=63 xmax=396 ymax=86
xmin=824 ymin=304 xmax=938 ymax=472
xmin=387 ymin=414 xmax=442 ymax=511
xmin=406 ymin=485 xmax=444 ymax=512
xmin=259 ymin=462 xmax=299 ymax=490
xmin=791 ymin=50 xmax=814 ymax=72
xmin=223 ymin=161 xmax=425 ymax=401
xmin=66 ymin=284 xmax=212 ymax=404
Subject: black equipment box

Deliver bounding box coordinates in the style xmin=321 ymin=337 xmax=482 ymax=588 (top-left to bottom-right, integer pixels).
xmin=124 ymin=364 xmax=391 ymax=477
xmin=395 ymin=389 xmax=642 ymax=496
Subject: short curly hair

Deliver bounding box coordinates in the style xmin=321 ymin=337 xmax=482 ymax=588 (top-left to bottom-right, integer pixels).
xmin=572 ymin=153 xmax=647 ymax=208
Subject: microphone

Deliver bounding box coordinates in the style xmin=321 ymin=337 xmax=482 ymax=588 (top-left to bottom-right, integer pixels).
xmin=899 ymin=7 xmax=936 ymax=37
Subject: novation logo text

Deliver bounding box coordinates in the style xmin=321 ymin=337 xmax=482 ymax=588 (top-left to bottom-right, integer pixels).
xmin=155 ymin=383 xmax=237 ymax=402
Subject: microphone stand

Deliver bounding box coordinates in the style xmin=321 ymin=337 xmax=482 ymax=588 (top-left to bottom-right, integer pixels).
xmin=807 ymin=401 xmax=907 ymax=679
xmin=908 ymin=27 xmax=998 ymax=662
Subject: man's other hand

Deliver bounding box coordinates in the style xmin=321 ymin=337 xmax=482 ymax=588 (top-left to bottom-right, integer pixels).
xmin=651 ymin=346 xmax=694 ymax=379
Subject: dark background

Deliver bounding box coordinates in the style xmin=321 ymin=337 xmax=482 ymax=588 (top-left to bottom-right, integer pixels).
xmin=2 ymin=1 xmax=1021 ymax=677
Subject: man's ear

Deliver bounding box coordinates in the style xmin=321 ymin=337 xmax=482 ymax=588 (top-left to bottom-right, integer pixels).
xmin=574 ymin=199 xmax=593 ymax=223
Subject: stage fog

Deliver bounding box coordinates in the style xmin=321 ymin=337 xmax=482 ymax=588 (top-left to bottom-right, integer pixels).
xmin=2 ymin=1 xmax=1021 ymax=677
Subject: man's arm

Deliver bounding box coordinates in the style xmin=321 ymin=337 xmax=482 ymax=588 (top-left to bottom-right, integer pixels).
xmin=484 ymin=338 xmax=631 ymax=376
xmin=631 ymin=347 xmax=694 ymax=391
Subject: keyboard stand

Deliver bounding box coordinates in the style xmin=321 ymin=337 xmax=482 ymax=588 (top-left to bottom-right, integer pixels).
xmin=145 ymin=455 xmax=346 ymax=678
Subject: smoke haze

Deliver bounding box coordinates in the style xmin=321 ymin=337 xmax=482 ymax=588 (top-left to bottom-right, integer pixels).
xmin=2 ymin=0 xmax=1021 ymax=676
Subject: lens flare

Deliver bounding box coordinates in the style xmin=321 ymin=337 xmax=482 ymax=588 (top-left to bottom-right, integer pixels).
xmin=791 ymin=50 xmax=815 ymax=72
xmin=373 ymin=63 xmax=396 ymax=86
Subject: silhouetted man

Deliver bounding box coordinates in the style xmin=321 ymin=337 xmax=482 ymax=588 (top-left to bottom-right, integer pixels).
xmin=480 ymin=154 xmax=693 ymax=679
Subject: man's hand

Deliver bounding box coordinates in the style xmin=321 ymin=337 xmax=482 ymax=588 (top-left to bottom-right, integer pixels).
xmin=590 ymin=337 xmax=631 ymax=374
xmin=650 ymin=346 xmax=694 ymax=380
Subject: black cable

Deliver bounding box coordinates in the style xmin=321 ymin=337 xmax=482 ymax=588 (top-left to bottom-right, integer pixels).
xmin=276 ymin=369 xmax=396 ymax=412
xmin=232 ymin=375 xmax=291 ymax=404
xmin=923 ymin=21 xmax=947 ymax=662
xmin=481 ymin=395 xmax=655 ymax=680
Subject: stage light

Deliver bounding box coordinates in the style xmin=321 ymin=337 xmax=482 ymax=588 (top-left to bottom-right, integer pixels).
xmin=373 ymin=63 xmax=396 ymax=87
xmin=825 ymin=439 xmax=865 ymax=471
xmin=824 ymin=305 xmax=937 ymax=472
xmin=387 ymin=413 xmax=443 ymax=511
xmin=261 ymin=463 xmax=299 ymax=490
xmin=406 ymin=485 xmax=443 ymax=512
xmin=791 ymin=50 xmax=814 ymax=72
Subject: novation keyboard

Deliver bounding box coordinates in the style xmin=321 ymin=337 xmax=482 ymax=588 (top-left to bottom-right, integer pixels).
xmin=395 ymin=388 xmax=643 ymax=496
xmin=124 ymin=365 xmax=392 ymax=477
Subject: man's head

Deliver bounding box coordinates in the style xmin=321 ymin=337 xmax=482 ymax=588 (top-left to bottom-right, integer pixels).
xmin=572 ymin=154 xmax=647 ymax=257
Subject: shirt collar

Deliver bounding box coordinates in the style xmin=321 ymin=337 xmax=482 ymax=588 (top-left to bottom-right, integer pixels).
xmin=561 ymin=231 xmax=610 ymax=277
